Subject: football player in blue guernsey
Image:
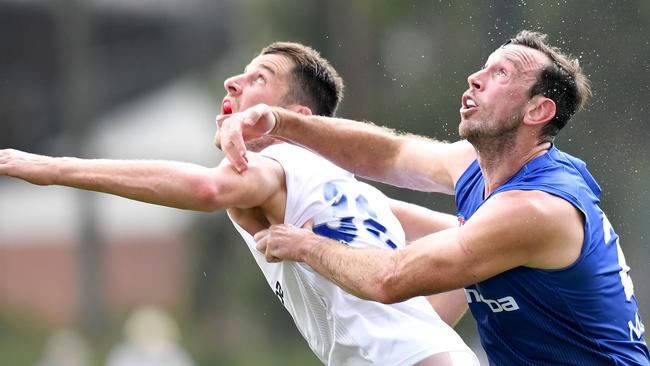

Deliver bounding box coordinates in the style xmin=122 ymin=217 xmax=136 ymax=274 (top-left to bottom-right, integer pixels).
xmin=219 ymin=31 xmax=650 ymax=364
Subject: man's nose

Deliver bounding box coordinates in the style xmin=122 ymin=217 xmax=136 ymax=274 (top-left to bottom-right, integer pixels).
xmin=224 ymin=75 xmax=243 ymax=95
xmin=467 ymin=70 xmax=483 ymax=91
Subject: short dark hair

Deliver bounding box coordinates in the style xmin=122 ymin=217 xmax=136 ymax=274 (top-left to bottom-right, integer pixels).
xmin=260 ymin=42 xmax=344 ymax=117
xmin=505 ymin=30 xmax=591 ymax=141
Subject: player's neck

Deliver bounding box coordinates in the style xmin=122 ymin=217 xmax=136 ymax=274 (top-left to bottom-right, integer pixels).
xmin=477 ymin=141 xmax=551 ymax=197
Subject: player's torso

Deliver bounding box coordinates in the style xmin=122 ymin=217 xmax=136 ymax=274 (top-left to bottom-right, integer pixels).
xmin=230 ymin=144 xmax=473 ymax=365
xmin=456 ymin=148 xmax=649 ymax=365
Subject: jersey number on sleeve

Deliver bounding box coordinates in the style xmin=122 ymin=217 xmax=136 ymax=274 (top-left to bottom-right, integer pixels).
xmin=602 ymin=213 xmax=646 ymax=341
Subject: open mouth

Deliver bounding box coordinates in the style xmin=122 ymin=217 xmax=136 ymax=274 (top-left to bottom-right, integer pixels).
xmin=460 ymin=93 xmax=478 ymax=114
xmin=222 ymin=99 xmax=233 ymax=115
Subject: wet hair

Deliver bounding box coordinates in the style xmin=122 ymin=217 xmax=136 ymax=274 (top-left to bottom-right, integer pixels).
xmin=504 ymin=30 xmax=592 ymax=141
xmin=260 ymin=42 xmax=344 ymax=117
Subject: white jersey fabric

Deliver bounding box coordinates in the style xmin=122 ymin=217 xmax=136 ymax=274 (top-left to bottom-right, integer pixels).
xmin=228 ymin=143 xmax=477 ymax=365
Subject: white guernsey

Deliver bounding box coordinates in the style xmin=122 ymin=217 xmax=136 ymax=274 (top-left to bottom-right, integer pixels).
xmin=230 ymin=143 xmax=477 ymax=365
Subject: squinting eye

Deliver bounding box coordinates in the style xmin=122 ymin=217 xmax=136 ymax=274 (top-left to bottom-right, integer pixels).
xmin=255 ymin=75 xmax=266 ymax=84
xmin=494 ymin=68 xmax=507 ymax=76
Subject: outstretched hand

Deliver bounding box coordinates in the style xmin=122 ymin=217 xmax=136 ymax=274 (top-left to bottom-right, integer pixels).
xmin=0 ymin=149 xmax=53 ymax=185
xmin=216 ymin=103 xmax=277 ymax=173
xmin=254 ymin=221 xmax=315 ymax=263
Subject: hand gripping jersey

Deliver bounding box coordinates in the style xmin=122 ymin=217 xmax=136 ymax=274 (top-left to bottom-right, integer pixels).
xmin=229 ymin=144 xmax=477 ymax=366
xmin=456 ymin=146 xmax=649 ymax=365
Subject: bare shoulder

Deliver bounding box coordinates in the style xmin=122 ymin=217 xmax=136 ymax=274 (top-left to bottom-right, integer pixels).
xmin=217 ymin=151 xmax=284 ymax=182
xmin=491 ymin=189 xmax=581 ymax=223
xmin=211 ymin=152 xmax=286 ymax=215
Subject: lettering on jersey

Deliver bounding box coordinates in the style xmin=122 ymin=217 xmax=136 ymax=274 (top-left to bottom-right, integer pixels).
xmin=275 ymin=281 xmax=284 ymax=305
xmin=465 ymin=288 xmax=520 ymax=313
xmin=629 ymin=312 xmax=646 ymax=341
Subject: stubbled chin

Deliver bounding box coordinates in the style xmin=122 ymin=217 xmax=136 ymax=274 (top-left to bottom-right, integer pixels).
xmin=458 ymin=118 xmax=472 ymax=139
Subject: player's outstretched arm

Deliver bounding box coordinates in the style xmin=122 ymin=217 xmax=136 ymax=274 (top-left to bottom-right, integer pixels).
xmin=219 ymin=104 xmax=477 ymax=194
xmin=0 ymin=148 xmax=283 ymax=212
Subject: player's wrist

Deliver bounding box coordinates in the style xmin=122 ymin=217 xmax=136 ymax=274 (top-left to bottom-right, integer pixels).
xmin=302 ymin=234 xmax=327 ymax=263
xmin=49 ymin=156 xmax=78 ymax=185
xmin=268 ymin=108 xmax=282 ymax=136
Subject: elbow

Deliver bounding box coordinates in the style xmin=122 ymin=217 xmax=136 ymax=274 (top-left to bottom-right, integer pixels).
xmin=373 ymin=286 xmax=397 ymax=305
xmin=372 ymin=259 xmax=406 ymax=304
xmin=372 ymin=276 xmax=402 ymax=304
xmin=192 ymin=177 xmax=225 ymax=212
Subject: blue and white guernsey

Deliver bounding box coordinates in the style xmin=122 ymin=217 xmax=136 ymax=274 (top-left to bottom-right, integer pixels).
xmin=229 ymin=143 xmax=477 ymax=366
xmin=456 ymin=145 xmax=649 ymax=365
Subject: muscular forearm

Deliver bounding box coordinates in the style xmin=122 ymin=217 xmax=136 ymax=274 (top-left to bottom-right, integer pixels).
xmin=6 ymin=153 xmax=219 ymax=211
xmin=301 ymin=235 xmax=400 ymax=303
xmin=260 ymin=223 xmax=470 ymax=303
xmin=60 ymin=158 xmax=219 ymax=210
xmin=272 ymin=108 xmax=404 ymax=185
xmin=302 ymin=229 xmax=473 ymax=304
xmin=220 ymin=104 xmax=470 ymax=192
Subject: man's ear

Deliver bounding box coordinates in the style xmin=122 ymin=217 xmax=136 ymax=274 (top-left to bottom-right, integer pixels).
xmin=288 ymin=104 xmax=313 ymax=116
xmin=524 ymin=96 xmax=556 ymax=127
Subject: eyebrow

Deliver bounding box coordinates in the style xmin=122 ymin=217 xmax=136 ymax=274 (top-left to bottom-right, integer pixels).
xmin=502 ymin=56 xmax=523 ymax=71
xmin=244 ymin=63 xmax=277 ymax=75
xmin=484 ymin=57 xmax=518 ymax=71
xmin=485 ymin=54 xmax=531 ymax=75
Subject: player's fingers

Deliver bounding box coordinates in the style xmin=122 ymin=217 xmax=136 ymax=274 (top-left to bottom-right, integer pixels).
xmin=266 ymin=254 xmax=282 ymax=263
xmin=257 ymin=237 xmax=281 ymax=263
xmin=254 ymin=228 xmax=270 ymax=242
xmin=244 ymin=104 xmax=275 ymax=134
xmin=255 ymin=239 xmax=267 ymax=254
xmin=215 ymin=114 xmax=229 ymax=127
xmin=228 ymin=123 xmax=248 ymax=170
xmin=265 ymin=242 xmax=283 ymax=262
xmin=221 ymin=119 xmax=248 ymax=172
xmin=0 ymin=150 xmax=15 ymax=164
xmin=241 ymin=107 xmax=261 ymax=126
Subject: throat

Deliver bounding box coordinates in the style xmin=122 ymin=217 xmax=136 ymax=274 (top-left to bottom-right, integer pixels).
xmin=479 ymin=142 xmax=551 ymax=198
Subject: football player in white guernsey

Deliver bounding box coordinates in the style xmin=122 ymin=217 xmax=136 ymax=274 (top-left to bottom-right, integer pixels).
xmin=1 ymin=43 xmax=477 ymax=365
